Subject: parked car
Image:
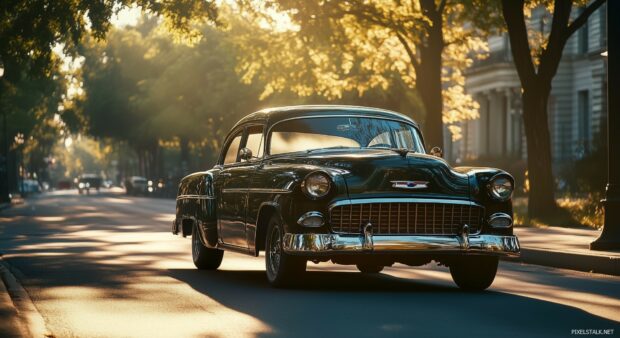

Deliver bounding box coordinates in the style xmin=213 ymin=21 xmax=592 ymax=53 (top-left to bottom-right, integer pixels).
xmin=20 ymin=179 xmax=41 ymax=194
xmin=57 ymin=179 xmax=72 ymax=190
xmin=125 ymin=176 xmax=148 ymax=195
xmin=77 ymin=174 xmax=102 ymax=194
xmin=173 ymin=105 xmax=520 ymax=289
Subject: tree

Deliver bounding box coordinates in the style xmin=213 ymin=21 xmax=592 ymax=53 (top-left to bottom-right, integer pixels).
xmin=236 ymin=0 xmax=501 ymax=147
xmin=0 ymin=0 xmax=218 ymax=81
xmin=501 ymin=0 xmax=606 ymax=218
xmin=78 ymin=18 xmax=264 ymax=177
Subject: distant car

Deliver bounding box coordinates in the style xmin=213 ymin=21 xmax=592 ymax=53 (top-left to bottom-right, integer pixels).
xmin=20 ymin=179 xmax=41 ymax=194
xmin=77 ymin=174 xmax=102 ymax=194
xmin=103 ymin=180 xmax=113 ymax=189
xmin=57 ymin=180 xmax=72 ymax=190
xmin=125 ymin=176 xmax=148 ymax=195
xmin=173 ymin=105 xmax=520 ymax=289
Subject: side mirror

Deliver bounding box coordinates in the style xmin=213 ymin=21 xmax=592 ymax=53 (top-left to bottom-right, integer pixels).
xmin=430 ymin=146 xmax=443 ymax=158
xmin=239 ymin=147 xmax=253 ymax=161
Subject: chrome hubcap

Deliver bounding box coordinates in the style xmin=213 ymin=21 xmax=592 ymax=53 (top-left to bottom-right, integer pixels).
xmin=268 ymin=226 xmax=281 ymax=274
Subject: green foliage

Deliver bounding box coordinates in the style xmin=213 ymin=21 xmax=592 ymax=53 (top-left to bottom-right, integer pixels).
xmin=78 ymin=19 xmax=265 ymax=175
xmin=0 ymin=0 xmax=218 ymax=79
xmin=234 ymin=0 xmax=503 ymax=143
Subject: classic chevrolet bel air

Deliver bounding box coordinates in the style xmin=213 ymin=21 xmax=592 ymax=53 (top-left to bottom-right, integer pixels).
xmin=173 ymin=105 xmax=520 ymax=289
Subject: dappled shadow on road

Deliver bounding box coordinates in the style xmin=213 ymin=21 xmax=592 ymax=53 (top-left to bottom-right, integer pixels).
xmin=0 ymin=191 xmax=180 ymax=291
xmin=169 ymin=268 xmax=619 ymax=338
xmin=1 ymin=192 xmax=619 ymax=337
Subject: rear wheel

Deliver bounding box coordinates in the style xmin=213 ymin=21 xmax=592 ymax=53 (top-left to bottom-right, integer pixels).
xmin=356 ymin=264 xmax=384 ymax=274
xmin=192 ymin=224 xmax=224 ymax=270
xmin=265 ymin=214 xmax=306 ymax=287
xmin=449 ymin=256 xmax=498 ymax=291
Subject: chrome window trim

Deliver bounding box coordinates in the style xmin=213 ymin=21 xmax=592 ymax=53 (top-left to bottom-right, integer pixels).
xmin=265 ymin=114 xmax=425 ymax=157
xmin=176 ymin=194 xmax=215 ymax=200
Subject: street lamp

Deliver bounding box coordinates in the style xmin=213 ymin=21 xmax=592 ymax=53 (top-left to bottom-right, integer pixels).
xmin=591 ymin=2 xmax=619 ymax=250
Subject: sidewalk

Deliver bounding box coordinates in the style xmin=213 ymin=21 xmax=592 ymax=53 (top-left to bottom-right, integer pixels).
xmin=510 ymin=227 xmax=620 ymax=276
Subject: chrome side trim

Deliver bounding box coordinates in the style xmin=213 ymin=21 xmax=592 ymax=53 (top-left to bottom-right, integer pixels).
xmin=222 ymin=188 xmax=292 ymax=194
xmin=329 ymin=198 xmax=482 ymax=211
xmin=176 ymin=194 xmax=215 ymax=200
xmin=488 ymin=212 xmax=513 ymax=228
xmin=282 ymin=233 xmax=520 ymax=256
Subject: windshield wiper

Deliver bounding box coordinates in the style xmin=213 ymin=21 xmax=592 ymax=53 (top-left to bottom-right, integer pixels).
xmin=306 ymin=146 xmax=358 ymax=153
xmin=362 ymin=146 xmax=412 ymax=157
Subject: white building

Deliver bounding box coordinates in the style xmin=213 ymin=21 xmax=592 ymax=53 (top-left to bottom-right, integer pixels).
xmin=452 ymin=4 xmax=607 ymax=165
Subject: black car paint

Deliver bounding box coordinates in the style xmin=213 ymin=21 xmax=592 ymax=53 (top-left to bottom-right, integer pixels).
xmin=173 ymin=106 xmax=514 ymax=257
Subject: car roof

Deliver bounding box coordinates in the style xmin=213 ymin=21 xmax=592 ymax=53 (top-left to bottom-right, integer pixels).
xmin=232 ymin=105 xmax=419 ymax=130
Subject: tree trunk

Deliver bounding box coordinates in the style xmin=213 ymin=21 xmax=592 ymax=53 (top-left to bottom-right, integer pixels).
xmin=414 ymin=0 xmax=445 ymax=150
xmin=522 ymin=88 xmax=558 ymax=217
xmin=416 ymin=52 xmax=444 ymax=149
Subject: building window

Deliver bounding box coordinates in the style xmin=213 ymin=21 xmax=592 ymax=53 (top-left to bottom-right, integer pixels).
xmin=577 ymin=90 xmax=591 ymax=156
xmin=578 ymin=8 xmax=589 ymax=54
xmin=599 ymin=3 xmax=607 ymax=48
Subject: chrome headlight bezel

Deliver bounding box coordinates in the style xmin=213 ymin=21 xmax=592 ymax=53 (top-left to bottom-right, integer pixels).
xmin=301 ymin=171 xmax=332 ymax=199
xmin=487 ymin=174 xmax=514 ymax=201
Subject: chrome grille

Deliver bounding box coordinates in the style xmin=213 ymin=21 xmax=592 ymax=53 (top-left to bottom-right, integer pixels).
xmin=330 ymin=202 xmax=482 ymax=235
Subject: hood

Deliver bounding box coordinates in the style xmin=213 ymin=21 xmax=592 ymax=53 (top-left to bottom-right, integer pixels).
xmin=277 ymin=149 xmax=470 ymax=199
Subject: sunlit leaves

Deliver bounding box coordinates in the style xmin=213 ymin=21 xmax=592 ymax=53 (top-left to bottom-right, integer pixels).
xmin=0 ymin=0 xmax=219 ymax=79
xmin=234 ymin=0 xmax=495 ymax=139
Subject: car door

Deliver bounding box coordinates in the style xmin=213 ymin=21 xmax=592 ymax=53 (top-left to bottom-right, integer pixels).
xmin=216 ymin=125 xmax=263 ymax=248
xmin=240 ymin=125 xmax=266 ymax=248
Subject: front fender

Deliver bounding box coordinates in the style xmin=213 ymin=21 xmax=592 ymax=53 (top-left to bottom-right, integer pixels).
xmin=455 ymin=166 xmax=515 ymax=235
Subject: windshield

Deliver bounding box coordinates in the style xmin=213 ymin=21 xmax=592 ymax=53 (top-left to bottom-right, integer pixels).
xmin=269 ymin=116 xmax=424 ymax=155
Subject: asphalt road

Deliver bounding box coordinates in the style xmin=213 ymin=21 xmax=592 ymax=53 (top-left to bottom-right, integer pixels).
xmin=0 ymin=190 xmax=619 ymax=338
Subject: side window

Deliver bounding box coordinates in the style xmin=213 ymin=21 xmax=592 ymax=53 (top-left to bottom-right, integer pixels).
xmin=223 ymin=132 xmax=242 ymax=165
xmin=368 ymin=131 xmax=392 ymax=147
xmin=244 ymin=125 xmax=264 ymax=161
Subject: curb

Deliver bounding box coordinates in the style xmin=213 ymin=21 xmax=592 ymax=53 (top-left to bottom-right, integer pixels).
xmin=503 ymin=248 xmax=620 ymax=276
xmin=0 ymin=270 xmax=27 ymax=337
xmin=0 ymin=258 xmax=51 ymax=338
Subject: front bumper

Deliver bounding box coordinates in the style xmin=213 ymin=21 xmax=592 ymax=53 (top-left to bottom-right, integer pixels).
xmin=282 ymin=233 xmax=520 ymax=256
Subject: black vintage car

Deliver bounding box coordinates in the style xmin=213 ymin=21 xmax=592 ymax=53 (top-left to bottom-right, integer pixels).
xmin=173 ymin=105 xmax=519 ymax=289
xmin=77 ymin=174 xmax=102 ymax=195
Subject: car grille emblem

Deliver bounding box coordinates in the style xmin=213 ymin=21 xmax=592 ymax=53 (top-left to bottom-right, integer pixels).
xmin=391 ymin=180 xmax=429 ymax=190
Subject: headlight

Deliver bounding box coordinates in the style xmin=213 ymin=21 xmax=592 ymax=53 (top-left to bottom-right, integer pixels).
xmin=488 ymin=175 xmax=513 ymax=201
xmin=301 ymin=172 xmax=331 ymax=199
xmin=78 ymin=182 xmax=85 ymax=189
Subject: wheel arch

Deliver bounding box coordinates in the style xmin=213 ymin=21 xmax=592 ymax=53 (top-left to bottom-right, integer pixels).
xmin=254 ymin=202 xmax=279 ymax=256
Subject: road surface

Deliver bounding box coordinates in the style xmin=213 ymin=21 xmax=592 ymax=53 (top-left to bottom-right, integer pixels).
xmin=0 ymin=190 xmax=618 ymax=337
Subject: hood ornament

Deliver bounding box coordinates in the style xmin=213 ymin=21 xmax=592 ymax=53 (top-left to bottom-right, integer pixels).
xmin=391 ymin=180 xmax=429 ymax=190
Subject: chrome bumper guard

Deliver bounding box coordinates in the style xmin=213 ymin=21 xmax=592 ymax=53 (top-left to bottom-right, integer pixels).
xmin=282 ymin=233 xmax=520 ymax=256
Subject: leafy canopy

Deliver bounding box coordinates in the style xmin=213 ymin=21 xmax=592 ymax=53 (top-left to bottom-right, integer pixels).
xmin=234 ymin=0 xmax=502 ymax=140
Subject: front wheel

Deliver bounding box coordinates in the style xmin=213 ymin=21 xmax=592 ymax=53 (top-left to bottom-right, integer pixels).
xmin=265 ymin=214 xmax=306 ymax=287
xmin=449 ymin=256 xmax=498 ymax=291
xmin=192 ymin=224 xmax=224 ymax=270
